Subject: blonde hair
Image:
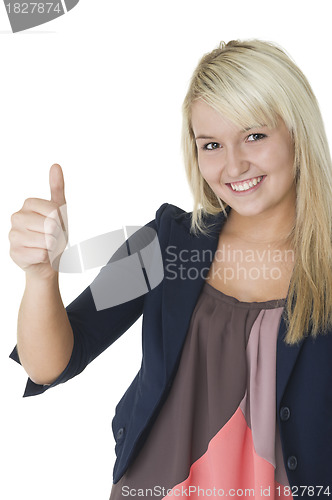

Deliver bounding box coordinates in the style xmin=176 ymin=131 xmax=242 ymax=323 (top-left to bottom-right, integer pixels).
xmin=181 ymin=39 xmax=332 ymax=345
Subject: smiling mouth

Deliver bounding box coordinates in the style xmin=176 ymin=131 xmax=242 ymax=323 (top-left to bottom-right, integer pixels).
xmin=226 ymin=175 xmax=266 ymax=192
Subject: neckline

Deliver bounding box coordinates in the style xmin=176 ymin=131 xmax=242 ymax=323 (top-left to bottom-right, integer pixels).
xmin=203 ymin=282 xmax=286 ymax=309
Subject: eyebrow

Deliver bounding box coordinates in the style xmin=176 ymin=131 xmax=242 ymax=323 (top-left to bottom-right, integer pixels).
xmin=195 ymin=136 xmax=216 ymax=140
xmin=242 ymin=124 xmax=267 ymax=131
xmin=194 ymin=125 xmax=268 ymax=141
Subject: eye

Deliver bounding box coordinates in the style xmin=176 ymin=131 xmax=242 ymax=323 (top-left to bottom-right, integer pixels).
xmin=203 ymin=142 xmax=221 ymax=151
xmin=247 ymin=133 xmax=267 ymax=142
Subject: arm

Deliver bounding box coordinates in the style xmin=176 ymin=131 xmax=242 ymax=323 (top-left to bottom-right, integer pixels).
xmin=10 ymin=202 xmax=169 ymax=397
xmin=16 ymin=272 xmax=74 ymax=386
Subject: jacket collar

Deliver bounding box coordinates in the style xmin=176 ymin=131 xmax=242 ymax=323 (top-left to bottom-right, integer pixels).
xmin=172 ymin=205 xmax=231 ymax=232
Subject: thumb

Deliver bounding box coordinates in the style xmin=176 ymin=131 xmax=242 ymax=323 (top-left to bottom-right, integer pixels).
xmin=49 ymin=163 xmax=68 ymax=235
xmin=49 ymin=163 xmax=66 ymax=206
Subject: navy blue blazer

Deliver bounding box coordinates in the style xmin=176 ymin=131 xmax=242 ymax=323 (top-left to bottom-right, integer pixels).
xmin=9 ymin=202 xmax=332 ymax=493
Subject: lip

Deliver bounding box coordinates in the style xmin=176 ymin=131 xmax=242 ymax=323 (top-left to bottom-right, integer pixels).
xmin=226 ymin=175 xmax=266 ymax=195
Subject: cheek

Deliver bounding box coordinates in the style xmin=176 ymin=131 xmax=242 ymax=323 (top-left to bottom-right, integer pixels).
xmin=277 ymin=146 xmax=293 ymax=166
xmin=197 ymin=155 xmax=220 ymax=182
xmin=263 ymin=143 xmax=294 ymax=174
xmin=197 ymin=156 xmax=209 ymax=181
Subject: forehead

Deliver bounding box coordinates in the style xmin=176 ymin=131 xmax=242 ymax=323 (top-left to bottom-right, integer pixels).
xmin=191 ymin=99 xmax=264 ymax=137
xmin=191 ymin=99 xmax=239 ymax=135
xmin=190 ymin=98 xmax=292 ymax=144
xmin=191 ymin=91 xmax=285 ymax=132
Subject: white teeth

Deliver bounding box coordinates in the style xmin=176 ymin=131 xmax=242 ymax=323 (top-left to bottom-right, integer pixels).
xmin=230 ymin=176 xmax=263 ymax=192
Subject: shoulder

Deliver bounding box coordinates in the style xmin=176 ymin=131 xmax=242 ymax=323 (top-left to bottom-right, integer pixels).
xmin=154 ymin=202 xmax=192 ymax=228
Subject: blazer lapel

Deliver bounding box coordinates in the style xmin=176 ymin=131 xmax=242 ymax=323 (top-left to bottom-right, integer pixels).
xmin=161 ymin=209 xmax=228 ymax=378
xmin=276 ymin=314 xmax=305 ymax=409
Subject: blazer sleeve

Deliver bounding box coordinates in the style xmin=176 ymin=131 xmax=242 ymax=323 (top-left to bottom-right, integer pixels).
xmin=8 ymin=202 xmax=169 ymax=398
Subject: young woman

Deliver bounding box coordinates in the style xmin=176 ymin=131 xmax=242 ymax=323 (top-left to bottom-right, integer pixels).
xmin=9 ymin=40 xmax=332 ymax=498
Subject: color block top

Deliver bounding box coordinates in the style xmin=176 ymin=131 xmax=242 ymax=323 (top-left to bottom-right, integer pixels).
xmin=109 ymin=282 xmax=293 ymax=499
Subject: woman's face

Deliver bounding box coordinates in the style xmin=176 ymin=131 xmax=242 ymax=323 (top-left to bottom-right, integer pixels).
xmin=191 ymin=99 xmax=296 ymax=220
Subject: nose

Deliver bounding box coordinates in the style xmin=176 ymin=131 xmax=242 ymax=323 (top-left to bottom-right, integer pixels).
xmin=224 ymin=146 xmax=250 ymax=180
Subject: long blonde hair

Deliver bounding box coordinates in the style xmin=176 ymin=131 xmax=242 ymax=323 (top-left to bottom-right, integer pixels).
xmin=182 ymin=39 xmax=332 ymax=345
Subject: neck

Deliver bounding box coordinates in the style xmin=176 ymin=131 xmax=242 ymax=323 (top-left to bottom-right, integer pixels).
xmin=224 ymin=203 xmax=296 ymax=249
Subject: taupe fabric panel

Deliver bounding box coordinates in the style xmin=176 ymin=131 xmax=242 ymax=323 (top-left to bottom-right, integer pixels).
xmin=238 ymin=307 xmax=289 ymax=485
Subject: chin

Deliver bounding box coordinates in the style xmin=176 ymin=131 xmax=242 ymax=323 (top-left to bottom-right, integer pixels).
xmin=228 ymin=204 xmax=268 ymax=218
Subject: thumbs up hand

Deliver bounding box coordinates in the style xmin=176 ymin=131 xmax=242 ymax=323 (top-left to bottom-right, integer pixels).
xmin=8 ymin=164 xmax=70 ymax=281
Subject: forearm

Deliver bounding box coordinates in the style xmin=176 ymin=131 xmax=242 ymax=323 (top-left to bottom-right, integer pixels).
xmin=17 ymin=273 xmax=74 ymax=386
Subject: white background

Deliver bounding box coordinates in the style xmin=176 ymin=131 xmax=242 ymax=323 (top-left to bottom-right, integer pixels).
xmin=0 ymin=1 xmax=331 ymax=499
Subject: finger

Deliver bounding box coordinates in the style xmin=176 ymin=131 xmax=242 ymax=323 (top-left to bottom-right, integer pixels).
xmin=14 ymin=210 xmax=62 ymax=236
